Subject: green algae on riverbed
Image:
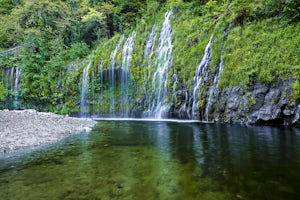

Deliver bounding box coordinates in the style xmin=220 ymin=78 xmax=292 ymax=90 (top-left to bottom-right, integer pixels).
xmin=0 ymin=120 xmax=300 ymax=199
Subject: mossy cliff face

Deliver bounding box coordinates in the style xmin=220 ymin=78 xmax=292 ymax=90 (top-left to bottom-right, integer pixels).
xmin=82 ymin=1 xmax=299 ymax=126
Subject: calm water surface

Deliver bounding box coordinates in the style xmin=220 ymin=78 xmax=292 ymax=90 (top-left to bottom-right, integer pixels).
xmin=1 ymin=120 xmax=300 ymax=200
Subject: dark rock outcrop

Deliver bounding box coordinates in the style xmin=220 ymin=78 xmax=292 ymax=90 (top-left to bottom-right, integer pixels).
xmin=247 ymin=80 xmax=299 ymax=126
xmin=172 ymin=79 xmax=300 ymax=127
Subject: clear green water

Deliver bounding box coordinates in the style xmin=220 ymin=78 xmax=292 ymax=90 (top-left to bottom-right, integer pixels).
xmin=1 ymin=120 xmax=300 ymax=200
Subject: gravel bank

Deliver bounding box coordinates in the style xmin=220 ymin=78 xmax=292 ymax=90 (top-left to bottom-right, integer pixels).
xmin=0 ymin=109 xmax=97 ymax=153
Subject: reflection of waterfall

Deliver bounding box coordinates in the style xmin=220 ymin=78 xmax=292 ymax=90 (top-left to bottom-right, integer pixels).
xmin=80 ymin=63 xmax=91 ymax=117
xmin=205 ymin=56 xmax=224 ymax=121
xmin=190 ymin=36 xmax=213 ymax=120
xmin=1 ymin=66 xmax=22 ymax=109
xmin=147 ymin=10 xmax=173 ymax=118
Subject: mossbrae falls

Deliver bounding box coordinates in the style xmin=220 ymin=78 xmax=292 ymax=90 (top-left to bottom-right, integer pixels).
xmin=0 ymin=0 xmax=300 ymax=200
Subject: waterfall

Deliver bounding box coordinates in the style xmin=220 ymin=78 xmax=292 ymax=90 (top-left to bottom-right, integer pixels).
xmin=98 ymin=60 xmax=103 ymax=116
xmin=109 ymin=35 xmax=124 ymax=116
xmin=1 ymin=66 xmax=22 ymax=109
xmin=142 ymin=25 xmax=158 ymax=117
xmin=204 ymin=26 xmax=229 ymax=121
xmin=205 ymin=56 xmax=224 ymax=121
xmin=145 ymin=25 xmax=157 ymax=95
xmin=172 ymin=73 xmax=179 ymax=105
xmin=191 ymin=36 xmax=213 ymax=120
xmin=80 ymin=62 xmax=91 ymax=117
xmin=120 ymin=31 xmax=136 ymax=117
xmin=13 ymin=67 xmax=21 ymax=109
xmin=144 ymin=25 xmax=157 ymax=63
xmin=147 ymin=10 xmax=173 ymax=118
xmin=9 ymin=67 xmax=14 ymax=91
xmin=97 ymin=33 xmax=136 ymax=117
xmin=178 ymin=90 xmax=190 ymax=118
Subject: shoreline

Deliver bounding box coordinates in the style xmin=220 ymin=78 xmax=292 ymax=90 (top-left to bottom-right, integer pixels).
xmin=0 ymin=109 xmax=97 ymax=154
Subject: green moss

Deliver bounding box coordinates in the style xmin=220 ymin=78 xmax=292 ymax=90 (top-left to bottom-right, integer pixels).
xmin=0 ymin=82 xmax=7 ymax=101
xmin=171 ymin=1 xmax=231 ymax=90
xmin=221 ymin=19 xmax=300 ymax=89
xmin=291 ymin=80 xmax=300 ymax=102
xmin=245 ymin=92 xmax=256 ymax=107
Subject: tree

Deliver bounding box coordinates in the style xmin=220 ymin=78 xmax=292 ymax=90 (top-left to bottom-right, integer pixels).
xmin=81 ymin=7 xmax=106 ymax=42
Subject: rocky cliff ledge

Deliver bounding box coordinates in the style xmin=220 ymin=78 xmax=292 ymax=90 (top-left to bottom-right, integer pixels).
xmin=0 ymin=109 xmax=97 ymax=153
xmin=171 ymin=80 xmax=300 ymax=127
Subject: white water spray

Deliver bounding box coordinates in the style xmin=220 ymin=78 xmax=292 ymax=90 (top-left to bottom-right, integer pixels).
xmin=205 ymin=56 xmax=224 ymax=121
xmin=109 ymin=36 xmax=125 ymax=115
xmin=147 ymin=10 xmax=173 ymax=118
xmin=191 ymin=36 xmax=213 ymax=120
xmin=120 ymin=32 xmax=136 ymax=116
xmin=80 ymin=62 xmax=91 ymax=117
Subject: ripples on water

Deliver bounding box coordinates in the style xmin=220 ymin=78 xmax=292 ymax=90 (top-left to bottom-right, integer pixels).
xmin=0 ymin=120 xmax=300 ymax=200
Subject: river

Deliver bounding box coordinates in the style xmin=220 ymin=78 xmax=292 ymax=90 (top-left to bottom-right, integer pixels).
xmin=1 ymin=120 xmax=300 ymax=199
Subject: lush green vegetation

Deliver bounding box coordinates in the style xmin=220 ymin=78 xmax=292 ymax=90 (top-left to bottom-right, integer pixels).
xmin=221 ymin=19 xmax=300 ymax=88
xmin=0 ymin=82 xmax=6 ymax=101
xmin=0 ymin=0 xmax=150 ymax=113
xmin=0 ymin=0 xmax=299 ymax=113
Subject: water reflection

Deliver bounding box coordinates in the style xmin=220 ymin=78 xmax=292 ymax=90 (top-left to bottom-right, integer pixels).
xmin=0 ymin=121 xmax=300 ymax=199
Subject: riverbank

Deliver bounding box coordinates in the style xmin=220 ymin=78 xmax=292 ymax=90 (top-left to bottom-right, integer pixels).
xmin=0 ymin=109 xmax=97 ymax=153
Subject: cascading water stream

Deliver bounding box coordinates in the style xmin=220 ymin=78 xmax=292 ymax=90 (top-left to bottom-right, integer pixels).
xmin=83 ymin=11 xmax=221 ymax=121
xmin=142 ymin=25 xmax=157 ymax=117
xmin=178 ymin=90 xmax=190 ymax=118
xmin=1 ymin=66 xmax=22 ymax=109
xmin=109 ymin=35 xmax=124 ymax=116
xmin=205 ymin=56 xmax=224 ymax=121
xmin=191 ymin=36 xmax=213 ymax=120
xmin=172 ymin=73 xmax=179 ymax=105
xmin=147 ymin=10 xmax=173 ymax=118
xmin=144 ymin=25 xmax=157 ymax=62
xmin=96 ymin=33 xmax=136 ymax=117
xmin=204 ymin=25 xmax=230 ymax=121
xmin=13 ymin=67 xmax=21 ymax=109
xmin=120 ymin=32 xmax=136 ymax=117
xmin=98 ymin=60 xmax=103 ymax=116
xmin=80 ymin=62 xmax=91 ymax=117
xmin=9 ymin=67 xmax=14 ymax=91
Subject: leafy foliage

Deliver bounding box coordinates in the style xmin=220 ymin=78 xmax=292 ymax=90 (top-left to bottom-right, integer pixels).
xmin=0 ymin=82 xmax=6 ymax=101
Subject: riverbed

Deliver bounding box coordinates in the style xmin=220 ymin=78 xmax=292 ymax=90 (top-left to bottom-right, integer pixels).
xmin=0 ymin=109 xmax=96 ymax=153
